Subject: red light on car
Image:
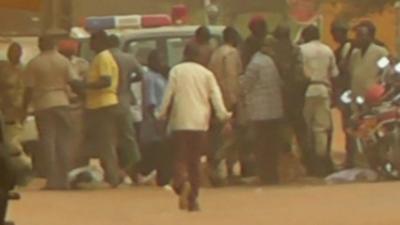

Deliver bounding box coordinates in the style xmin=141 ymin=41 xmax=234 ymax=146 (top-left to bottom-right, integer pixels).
xmin=141 ymin=14 xmax=172 ymax=28
xmin=171 ymin=4 xmax=188 ymax=25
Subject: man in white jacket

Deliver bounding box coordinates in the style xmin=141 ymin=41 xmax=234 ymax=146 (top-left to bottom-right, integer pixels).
xmin=156 ymin=43 xmax=232 ymax=212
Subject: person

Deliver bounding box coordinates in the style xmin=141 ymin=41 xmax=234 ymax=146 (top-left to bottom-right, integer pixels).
xmin=272 ymin=24 xmax=311 ymax=173
xmin=241 ymin=16 xmax=268 ymax=68
xmin=349 ymin=20 xmax=389 ymax=99
xmin=58 ymin=39 xmax=90 ymax=170
xmin=187 ymin=26 xmax=214 ymax=67
xmin=140 ymin=50 xmax=172 ymax=187
xmin=156 ymin=43 xmax=232 ymax=211
xmin=108 ymin=35 xmax=142 ymax=180
xmin=239 ymin=16 xmax=268 ymax=178
xmin=300 ymin=25 xmax=339 ymax=177
xmin=58 ymin=39 xmax=90 ymax=80
xmin=24 ymin=36 xmax=75 ymax=190
xmin=80 ymin=30 xmax=126 ymax=188
xmin=240 ymin=37 xmax=285 ymax=185
xmin=208 ymin=26 xmax=242 ymax=185
xmin=0 ymin=42 xmax=32 ymax=186
xmin=330 ymin=20 xmax=356 ymax=168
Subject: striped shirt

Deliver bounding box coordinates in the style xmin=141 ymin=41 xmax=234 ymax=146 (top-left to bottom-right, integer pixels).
xmin=240 ymin=52 xmax=284 ymax=122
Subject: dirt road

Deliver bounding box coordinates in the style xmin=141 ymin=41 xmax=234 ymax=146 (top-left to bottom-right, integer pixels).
xmin=8 ymin=181 xmax=400 ymax=225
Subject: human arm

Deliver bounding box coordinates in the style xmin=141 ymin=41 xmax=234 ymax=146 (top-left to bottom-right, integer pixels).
xmin=129 ymin=57 xmax=145 ymax=83
xmin=224 ymin=51 xmax=242 ymax=104
xmin=329 ymin=51 xmax=339 ymax=79
xmin=208 ymin=71 xmax=232 ymax=122
xmin=85 ymin=53 xmax=113 ymax=90
xmin=239 ymin=55 xmax=260 ymax=95
xmin=22 ymin=63 xmax=34 ymax=118
xmin=154 ymin=70 xmax=175 ymax=120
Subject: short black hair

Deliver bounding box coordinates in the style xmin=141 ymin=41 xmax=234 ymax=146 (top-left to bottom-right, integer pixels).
xmin=302 ymin=25 xmax=320 ymax=43
xmin=223 ymin=26 xmax=240 ymax=43
xmin=38 ymin=35 xmax=56 ymax=51
xmin=184 ymin=42 xmax=200 ymax=62
xmin=195 ymin=26 xmax=210 ymax=41
xmin=148 ymin=49 xmax=161 ymax=71
xmin=274 ymin=23 xmax=291 ymax=40
xmin=355 ymin=20 xmax=376 ymax=38
xmin=331 ymin=19 xmax=349 ymax=32
xmin=108 ymin=35 xmax=120 ymax=48
xmin=8 ymin=42 xmax=22 ymax=52
xmin=90 ymin=30 xmax=109 ymax=45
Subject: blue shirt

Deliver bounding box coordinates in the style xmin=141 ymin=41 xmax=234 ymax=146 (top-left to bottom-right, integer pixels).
xmin=141 ymin=70 xmax=168 ymax=143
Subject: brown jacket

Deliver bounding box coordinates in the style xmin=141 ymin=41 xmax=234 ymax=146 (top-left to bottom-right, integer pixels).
xmin=208 ymin=44 xmax=242 ymax=111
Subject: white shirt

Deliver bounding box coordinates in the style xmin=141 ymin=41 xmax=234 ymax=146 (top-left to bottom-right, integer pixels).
xmin=156 ymin=62 xmax=232 ymax=132
xmin=300 ymin=40 xmax=339 ymax=98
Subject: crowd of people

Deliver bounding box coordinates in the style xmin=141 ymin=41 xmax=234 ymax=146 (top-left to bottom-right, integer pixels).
xmin=0 ymin=16 xmax=389 ymax=212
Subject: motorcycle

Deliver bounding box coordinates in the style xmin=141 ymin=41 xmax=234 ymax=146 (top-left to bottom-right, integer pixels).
xmin=340 ymin=56 xmax=400 ymax=179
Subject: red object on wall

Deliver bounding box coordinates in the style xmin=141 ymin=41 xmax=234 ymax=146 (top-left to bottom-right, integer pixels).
xmin=171 ymin=4 xmax=188 ymax=25
xmin=141 ymin=14 xmax=172 ymax=28
xmin=287 ymin=0 xmax=320 ymax=24
xmin=0 ymin=0 xmax=42 ymax=11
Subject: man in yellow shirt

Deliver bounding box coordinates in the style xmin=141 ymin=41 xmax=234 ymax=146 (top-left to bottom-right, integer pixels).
xmin=82 ymin=31 xmax=122 ymax=187
xmin=78 ymin=31 xmax=141 ymax=188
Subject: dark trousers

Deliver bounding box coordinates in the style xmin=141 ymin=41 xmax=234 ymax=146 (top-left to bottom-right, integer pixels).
xmin=35 ymin=106 xmax=72 ymax=189
xmin=85 ymin=105 xmax=141 ymax=186
xmin=139 ymin=140 xmax=173 ymax=186
xmin=251 ymin=120 xmax=285 ymax=184
xmin=85 ymin=105 xmax=120 ymax=186
xmin=286 ymin=104 xmax=311 ymax=174
xmin=115 ymin=106 xmax=141 ymax=172
xmin=340 ymin=105 xmax=356 ymax=168
xmin=0 ymin=156 xmax=15 ymax=225
xmin=0 ymin=195 xmax=7 ymax=225
xmin=172 ymin=131 xmax=207 ymax=204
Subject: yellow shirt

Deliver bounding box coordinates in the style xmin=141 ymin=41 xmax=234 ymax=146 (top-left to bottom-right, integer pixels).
xmin=85 ymin=50 xmax=119 ymax=109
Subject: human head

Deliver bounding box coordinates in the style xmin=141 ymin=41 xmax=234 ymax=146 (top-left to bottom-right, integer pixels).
xmin=273 ymin=23 xmax=291 ymax=41
xmin=354 ymin=20 xmax=376 ymax=49
xmin=38 ymin=35 xmax=56 ymax=52
xmin=183 ymin=42 xmax=200 ymax=62
xmin=301 ymin=25 xmax=320 ymax=43
xmin=7 ymin=42 xmax=22 ymax=65
xmin=90 ymin=30 xmax=109 ymax=53
xmin=195 ymin=26 xmax=211 ymax=44
xmin=58 ymin=39 xmax=79 ymax=59
xmin=148 ymin=49 xmax=166 ymax=73
xmin=108 ymin=35 xmax=120 ymax=49
xmin=331 ymin=19 xmax=349 ymax=44
xmin=248 ymin=16 xmax=268 ymax=39
xmin=223 ymin=26 xmax=240 ymax=47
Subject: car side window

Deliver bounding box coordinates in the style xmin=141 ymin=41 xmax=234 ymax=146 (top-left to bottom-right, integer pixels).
xmin=126 ymin=40 xmax=157 ymax=66
xmin=166 ymin=36 xmax=220 ymax=67
xmin=166 ymin=37 xmax=189 ymax=67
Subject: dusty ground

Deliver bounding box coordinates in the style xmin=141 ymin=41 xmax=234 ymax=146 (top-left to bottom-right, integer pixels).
xmin=9 ymin=110 xmax=392 ymax=225
xmin=8 ymin=182 xmax=400 ymax=225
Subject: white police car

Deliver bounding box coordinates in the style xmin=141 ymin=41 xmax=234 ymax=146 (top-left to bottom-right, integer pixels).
xmin=71 ymin=14 xmax=225 ymax=67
